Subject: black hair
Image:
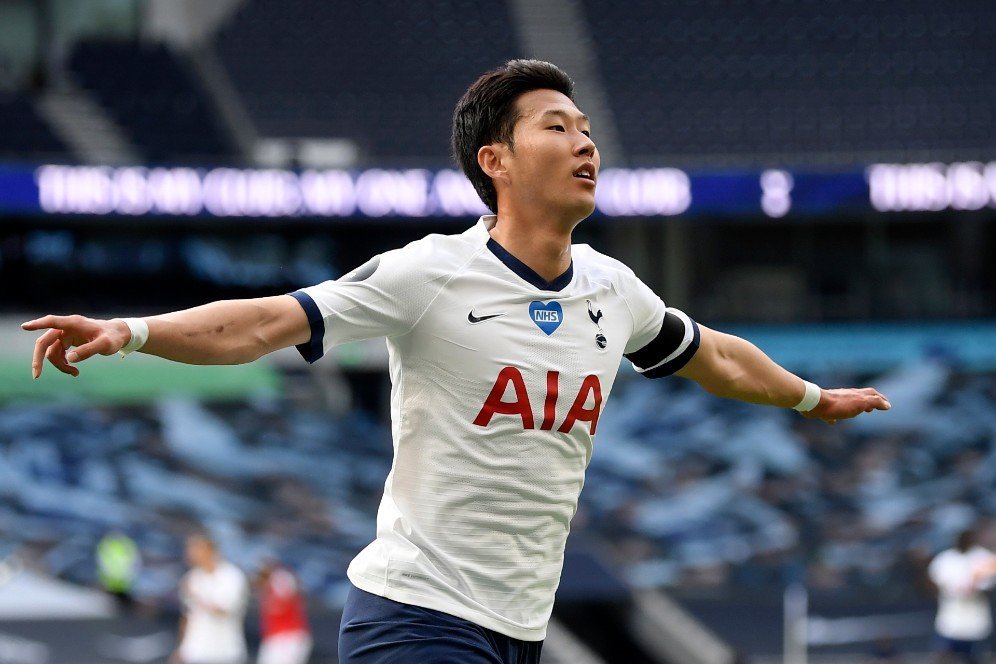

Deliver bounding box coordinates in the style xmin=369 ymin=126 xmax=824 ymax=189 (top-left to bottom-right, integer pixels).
xmin=956 ymin=529 xmax=975 ymax=552
xmin=452 ymin=59 xmax=575 ymax=213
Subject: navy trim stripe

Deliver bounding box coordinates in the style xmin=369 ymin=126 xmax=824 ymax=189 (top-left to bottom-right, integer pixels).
xmin=626 ymin=311 xmax=692 ymax=370
xmin=642 ymin=320 xmax=700 ymax=378
xmin=486 ymin=238 xmax=573 ymax=292
xmin=289 ymin=290 xmax=324 ymax=364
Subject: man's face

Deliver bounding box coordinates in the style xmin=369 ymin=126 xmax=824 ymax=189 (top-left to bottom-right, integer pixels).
xmin=185 ymin=537 xmax=214 ymax=569
xmin=501 ymin=89 xmax=599 ymax=221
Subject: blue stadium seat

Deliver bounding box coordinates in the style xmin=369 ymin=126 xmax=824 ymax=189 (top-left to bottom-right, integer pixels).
xmin=213 ymin=0 xmax=520 ymax=163
xmin=580 ymin=0 xmax=995 ymax=165
xmin=68 ymin=40 xmax=236 ymax=164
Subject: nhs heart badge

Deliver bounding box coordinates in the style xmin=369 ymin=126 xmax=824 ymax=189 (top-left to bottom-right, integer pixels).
xmin=529 ymin=300 xmax=563 ymax=335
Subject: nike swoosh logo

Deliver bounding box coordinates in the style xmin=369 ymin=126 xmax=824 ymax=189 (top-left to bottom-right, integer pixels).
xmin=468 ymin=310 xmax=506 ymax=324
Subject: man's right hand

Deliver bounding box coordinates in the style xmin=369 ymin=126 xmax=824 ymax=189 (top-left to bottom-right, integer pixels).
xmin=21 ymin=315 xmax=132 ymax=378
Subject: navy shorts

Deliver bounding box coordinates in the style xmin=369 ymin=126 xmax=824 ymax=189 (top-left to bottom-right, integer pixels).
xmin=935 ymin=633 xmax=987 ymax=663
xmin=338 ymin=585 xmax=543 ymax=664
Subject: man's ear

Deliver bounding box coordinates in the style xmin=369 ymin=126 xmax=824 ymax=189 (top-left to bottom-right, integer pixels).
xmin=477 ymin=144 xmax=509 ymax=183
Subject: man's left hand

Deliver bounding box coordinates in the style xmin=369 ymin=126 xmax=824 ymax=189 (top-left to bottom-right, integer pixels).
xmin=803 ymin=387 xmax=890 ymax=424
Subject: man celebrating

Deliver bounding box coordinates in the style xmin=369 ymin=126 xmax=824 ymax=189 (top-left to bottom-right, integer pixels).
xmin=23 ymin=60 xmax=889 ymax=663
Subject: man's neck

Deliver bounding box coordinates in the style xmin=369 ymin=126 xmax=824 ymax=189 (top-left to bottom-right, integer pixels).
xmin=489 ymin=204 xmax=575 ymax=282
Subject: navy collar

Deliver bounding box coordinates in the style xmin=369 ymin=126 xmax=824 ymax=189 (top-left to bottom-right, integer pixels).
xmin=486 ymin=238 xmax=573 ymax=292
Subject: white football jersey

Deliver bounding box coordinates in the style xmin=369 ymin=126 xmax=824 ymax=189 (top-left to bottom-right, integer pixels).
xmin=292 ymin=216 xmax=699 ymax=641
xmin=929 ymin=546 xmax=995 ymax=640
xmin=179 ymin=560 xmax=249 ymax=663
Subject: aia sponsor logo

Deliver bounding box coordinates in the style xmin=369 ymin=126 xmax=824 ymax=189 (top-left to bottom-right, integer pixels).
xmin=473 ymin=367 xmax=602 ymax=435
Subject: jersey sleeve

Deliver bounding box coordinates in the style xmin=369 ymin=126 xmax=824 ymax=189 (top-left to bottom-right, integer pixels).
xmin=928 ymin=552 xmax=967 ymax=594
xmin=290 ymin=239 xmax=451 ymax=363
xmin=927 ymin=555 xmax=943 ymax=586
xmin=621 ymin=272 xmax=700 ymax=378
xmin=214 ymin=567 xmax=249 ymax=615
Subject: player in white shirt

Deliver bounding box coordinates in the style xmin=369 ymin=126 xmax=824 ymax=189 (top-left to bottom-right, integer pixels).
xmin=928 ymin=530 xmax=996 ymax=663
xmin=174 ymin=535 xmax=250 ymax=664
xmin=23 ymin=60 xmax=890 ymax=663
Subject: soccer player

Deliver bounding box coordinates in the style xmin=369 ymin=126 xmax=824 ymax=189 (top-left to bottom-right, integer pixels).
xmin=95 ymin=529 xmax=140 ymax=610
xmin=256 ymin=559 xmax=312 ymax=664
xmin=173 ymin=534 xmax=250 ymax=664
xmin=928 ymin=529 xmax=996 ymax=663
xmin=22 ymin=60 xmax=890 ymax=663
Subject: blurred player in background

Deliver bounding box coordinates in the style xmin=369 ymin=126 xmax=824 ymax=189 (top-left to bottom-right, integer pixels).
xmin=928 ymin=529 xmax=996 ymax=663
xmin=173 ymin=534 xmax=250 ymax=664
xmin=96 ymin=529 xmax=140 ymax=610
xmin=256 ymin=559 xmax=312 ymax=664
xmin=22 ymin=60 xmax=890 ymax=663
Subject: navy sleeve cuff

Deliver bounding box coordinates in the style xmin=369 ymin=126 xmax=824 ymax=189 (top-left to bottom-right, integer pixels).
xmin=289 ymin=290 xmax=324 ymax=364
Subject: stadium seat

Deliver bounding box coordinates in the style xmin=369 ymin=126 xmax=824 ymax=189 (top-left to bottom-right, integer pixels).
xmin=213 ymin=0 xmax=520 ymax=163
xmin=67 ymin=40 xmax=236 ymax=164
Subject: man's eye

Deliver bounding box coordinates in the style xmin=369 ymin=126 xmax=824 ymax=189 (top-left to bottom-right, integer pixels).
xmin=548 ymin=125 xmax=566 ymax=132
xmin=581 ymin=130 xmax=591 ymax=137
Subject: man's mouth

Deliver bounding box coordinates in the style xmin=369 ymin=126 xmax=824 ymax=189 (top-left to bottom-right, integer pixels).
xmin=573 ymin=166 xmax=595 ymax=181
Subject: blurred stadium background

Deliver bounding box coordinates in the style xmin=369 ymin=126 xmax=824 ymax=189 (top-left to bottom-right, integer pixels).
xmin=1 ymin=1 xmax=995 ymax=662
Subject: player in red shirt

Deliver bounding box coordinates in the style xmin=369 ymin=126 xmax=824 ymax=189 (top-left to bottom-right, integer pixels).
xmin=256 ymin=560 xmax=312 ymax=664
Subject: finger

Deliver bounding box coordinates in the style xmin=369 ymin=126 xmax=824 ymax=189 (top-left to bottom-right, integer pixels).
xmin=871 ymin=394 xmax=891 ymax=410
xmin=45 ymin=338 xmax=79 ymax=377
xmin=21 ymin=315 xmax=78 ymax=332
xmin=68 ymin=337 xmax=115 ymax=364
xmin=873 ymin=397 xmax=889 ymax=410
xmin=31 ymin=328 xmax=63 ymax=379
xmin=861 ymin=388 xmax=891 ymax=408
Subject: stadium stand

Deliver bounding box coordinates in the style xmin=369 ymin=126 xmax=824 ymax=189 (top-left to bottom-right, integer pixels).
xmin=213 ymin=0 xmax=520 ymax=163
xmin=67 ymin=40 xmax=236 ymax=164
xmin=0 ymin=93 xmax=68 ymax=160
xmin=582 ymin=358 xmax=996 ymax=598
xmin=0 ymin=392 xmax=389 ymax=605
xmin=3 ymin=360 xmax=994 ymax=609
xmin=581 ymin=0 xmax=996 ymax=165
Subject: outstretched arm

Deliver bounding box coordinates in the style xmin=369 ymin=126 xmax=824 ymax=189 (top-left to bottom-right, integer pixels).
xmin=973 ymin=555 xmax=996 ymax=588
xmin=675 ymin=324 xmax=890 ymax=423
xmin=21 ymin=295 xmax=310 ymax=378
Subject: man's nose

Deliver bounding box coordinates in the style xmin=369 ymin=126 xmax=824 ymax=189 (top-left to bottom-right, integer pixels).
xmin=574 ymin=135 xmax=596 ymax=157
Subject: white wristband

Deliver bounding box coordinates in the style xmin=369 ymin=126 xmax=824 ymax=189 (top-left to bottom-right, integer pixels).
xmin=116 ymin=318 xmax=149 ymax=356
xmin=793 ymin=380 xmax=822 ymax=412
